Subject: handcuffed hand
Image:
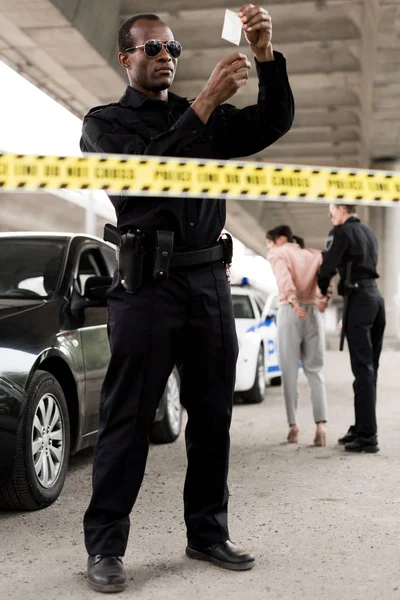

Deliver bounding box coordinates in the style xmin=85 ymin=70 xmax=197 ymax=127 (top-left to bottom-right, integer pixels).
xmin=293 ymin=302 xmax=308 ymax=320
xmin=316 ymin=297 xmax=329 ymax=313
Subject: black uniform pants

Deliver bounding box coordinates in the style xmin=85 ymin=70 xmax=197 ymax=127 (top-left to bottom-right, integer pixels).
xmin=346 ymin=287 xmax=386 ymax=437
xmin=83 ymin=262 xmax=238 ymax=556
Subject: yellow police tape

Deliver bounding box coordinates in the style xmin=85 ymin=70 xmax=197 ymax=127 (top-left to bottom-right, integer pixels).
xmin=1 ymin=152 xmax=400 ymax=205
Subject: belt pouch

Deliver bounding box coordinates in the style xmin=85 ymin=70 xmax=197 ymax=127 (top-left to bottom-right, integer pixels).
xmin=153 ymin=230 xmax=174 ymax=281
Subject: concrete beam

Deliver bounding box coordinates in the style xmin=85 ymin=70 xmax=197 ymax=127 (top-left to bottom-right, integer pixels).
xmin=51 ymin=0 xmax=122 ymax=65
xmin=254 ymin=140 xmax=360 ymax=158
xmin=226 ymin=199 xmax=269 ymax=257
xmin=0 ymin=193 xmax=109 ymax=238
xmin=275 ymin=125 xmax=360 ymax=145
xmin=176 ymin=40 xmax=360 ymax=81
xmin=122 ymin=0 xmax=359 ymax=11
xmin=247 ymin=155 xmax=363 ymax=167
xmin=172 ymin=72 xmax=361 ymax=109
xmin=293 ymin=108 xmax=360 ymax=128
xmin=147 ymin=4 xmax=362 ymax=49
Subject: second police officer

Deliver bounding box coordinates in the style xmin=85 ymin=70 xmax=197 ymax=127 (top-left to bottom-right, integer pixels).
xmin=318 ymin=204 xmax=386 ymax=455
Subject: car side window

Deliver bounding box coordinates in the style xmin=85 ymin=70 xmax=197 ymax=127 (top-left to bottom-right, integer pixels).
xmin=232 ymin=295 xmax=255 ymax=319
xmin=76 ymin=248 xmax=107 ymax=295
xmin=254 ymin=296 xmax=265 ymax=316
xmin=101 ymin=244 xmax=118 ymax=275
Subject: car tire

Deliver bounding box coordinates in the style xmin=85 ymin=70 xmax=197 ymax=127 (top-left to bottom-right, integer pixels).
xmin=0 ymin=370 xmax=70 ymax=511
xmin=270 ymin=376 xmax=282 ymax=387
xmin=242 ymin=347 xmax=266 ymax=405
xmin=149 ymin=368 xmax=182 ymax=444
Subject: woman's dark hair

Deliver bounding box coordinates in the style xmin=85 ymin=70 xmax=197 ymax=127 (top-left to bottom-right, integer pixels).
xmin=266 ymin=225 xmax=305 ymax=249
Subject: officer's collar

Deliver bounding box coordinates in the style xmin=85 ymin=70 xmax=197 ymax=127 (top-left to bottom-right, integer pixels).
xmin=119 ymin=86 xmax=189 ymax=108
xmin=343 ymin=216 xmax=360 ymax=225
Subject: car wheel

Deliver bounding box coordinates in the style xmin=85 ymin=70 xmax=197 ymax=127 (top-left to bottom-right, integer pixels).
xmin=270 ymin=376 xmax=282 ymax=387
xmin=0 ymin=370 xmax=70 ymax=511
xmin=242 ymin=347 xmax=266 ymax=405
xmin=149 ymin=368 xmax=182 ymax=444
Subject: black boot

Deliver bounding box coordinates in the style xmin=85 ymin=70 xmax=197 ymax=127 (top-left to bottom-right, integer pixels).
xmin=338 ymin=425 xmax=357 ymax=445
xmin=87 ymin=555 xmax=126 ymax=593
xmin=186 ymin=540 xmax=255 ymax=571
xmin=345 ymin=435 xmax=379 ymax=454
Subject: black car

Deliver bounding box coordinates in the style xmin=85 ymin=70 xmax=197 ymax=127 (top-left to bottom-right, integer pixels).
xmin=0 ymin=233 xmax=182 ymax=511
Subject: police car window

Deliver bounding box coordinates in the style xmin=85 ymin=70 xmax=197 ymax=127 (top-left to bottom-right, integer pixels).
xmin=254 ymin=296 xmax=265 ymax=314
xmin=231 ymin=295 xmax=255 ymax=319
xmin=77 ymin=249 xmax=106 ymax=295
xmin=101 ymin=244 xmax=118 ymax=275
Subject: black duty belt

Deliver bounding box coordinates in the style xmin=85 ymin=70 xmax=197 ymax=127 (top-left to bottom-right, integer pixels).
xmin=171 ymin=244 xmax=223 ymax=269
xmin=103 ymin=223 xmax=230 ymax=293
xmin=352 ymin=279 xmax=377 ymax=289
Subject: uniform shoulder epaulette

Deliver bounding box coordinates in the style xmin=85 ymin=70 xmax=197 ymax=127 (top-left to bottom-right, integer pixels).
xmin=86 ymin=102 xmax=121 ymax=116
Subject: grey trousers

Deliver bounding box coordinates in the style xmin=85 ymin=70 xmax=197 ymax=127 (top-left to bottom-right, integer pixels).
xmin=277 ymin=304 xmax=328 ymax=425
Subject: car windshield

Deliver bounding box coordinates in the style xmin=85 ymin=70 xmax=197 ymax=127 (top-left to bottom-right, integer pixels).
xmin=0 ymin=239 xmax=67 ymax=299
xmin=232 ymin=294 xmax=255 ymax=319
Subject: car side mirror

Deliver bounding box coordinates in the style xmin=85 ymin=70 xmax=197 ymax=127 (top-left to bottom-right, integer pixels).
xmin=71 ymin=276 xmax=112 ymax=311
xmin=84 ymin=276 xmax=112 ymax=305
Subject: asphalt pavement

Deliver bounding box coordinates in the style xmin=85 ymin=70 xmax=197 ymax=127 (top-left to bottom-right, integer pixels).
xmin=1 ymin=350 xmax=400 ymax=600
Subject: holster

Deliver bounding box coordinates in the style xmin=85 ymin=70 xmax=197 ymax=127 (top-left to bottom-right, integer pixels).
xmin=104 ymin=223 xmax=145 ymax=294
xmin=153 ymin=230 xmax=174 ymax=281
xmin=220 ymin=233 xmax=233 ymax=265
xmin=220 ymin=232 xmax=233 ymax=280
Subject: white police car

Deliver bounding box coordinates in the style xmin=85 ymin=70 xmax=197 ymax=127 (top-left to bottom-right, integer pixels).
xmin=231 ymin=279 xmax=282 ymax=403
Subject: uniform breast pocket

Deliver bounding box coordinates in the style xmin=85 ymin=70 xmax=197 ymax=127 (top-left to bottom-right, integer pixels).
xmin=185 ymin=135 xmax=215 ymax=159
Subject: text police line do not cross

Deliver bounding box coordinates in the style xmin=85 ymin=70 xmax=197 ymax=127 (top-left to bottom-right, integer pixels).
xmin=1 ymin=152 xmax=400 ymax=207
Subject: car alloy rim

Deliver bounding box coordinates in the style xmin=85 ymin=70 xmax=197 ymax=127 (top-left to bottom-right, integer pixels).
xmin=166 ymin=373 xmax=181 ymax=435
xmin=31 ymin=393 xmax=65 ymax=489
xmin=258 ymin=352 xmax=266 ymax=394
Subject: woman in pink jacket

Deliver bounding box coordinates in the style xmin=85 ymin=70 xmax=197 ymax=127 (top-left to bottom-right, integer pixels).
xmin=267 ymin=225 xmax=328 ymax=446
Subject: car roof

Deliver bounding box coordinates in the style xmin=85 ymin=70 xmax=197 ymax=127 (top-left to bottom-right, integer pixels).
xmin=231 ymin=285 xmax=257 ymax=296
xmin=0 ymin=231 xmax=105 ymax=243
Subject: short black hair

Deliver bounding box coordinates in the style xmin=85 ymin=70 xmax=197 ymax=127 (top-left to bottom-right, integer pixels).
xmin=118 ymin=14 xmax=160 ymax=53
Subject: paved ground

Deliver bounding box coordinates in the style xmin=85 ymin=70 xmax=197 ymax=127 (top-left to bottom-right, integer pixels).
xmin=1 ymin=350 xmax=400 ymax=600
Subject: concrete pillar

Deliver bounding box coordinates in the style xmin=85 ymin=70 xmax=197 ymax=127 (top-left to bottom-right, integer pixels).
xmin=371 ymin=159 xmax=400 ymax=338
xmin=381 ymin=206 xmax=400 ymax=337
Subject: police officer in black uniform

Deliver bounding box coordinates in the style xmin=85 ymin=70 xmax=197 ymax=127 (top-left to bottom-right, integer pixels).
xmin=318 ymin=204 xmax=386 ymax=455
xmin=81 ymin=6 xmax=294 ymax=593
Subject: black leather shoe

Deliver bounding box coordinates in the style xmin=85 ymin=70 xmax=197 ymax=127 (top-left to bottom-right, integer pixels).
xmin=345 ymin=435 xmax=379 ymax=454
xmin=87 ymin=555 xmax=126 ymax=593
xmin=338 ymin=425 xmax=357 ymax=445
xmin=186 ymin=540 xmax=255 ymax=571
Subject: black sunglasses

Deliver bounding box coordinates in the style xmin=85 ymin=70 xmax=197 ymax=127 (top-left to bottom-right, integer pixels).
xmin=123 ymin=40 xmax=182 ymax=59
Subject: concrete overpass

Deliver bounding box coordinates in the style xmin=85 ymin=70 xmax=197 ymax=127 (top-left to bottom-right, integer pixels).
xmin=1 ymin=0 xmax=400 ymax=333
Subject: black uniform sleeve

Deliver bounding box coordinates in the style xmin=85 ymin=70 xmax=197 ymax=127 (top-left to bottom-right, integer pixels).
xmin=219 ymin=51 xmax=295 ymax=158
xmin=318 ymin=227 xmax=349 ymax=295
xmin=81 ymin=106 xmax=207 ymax=156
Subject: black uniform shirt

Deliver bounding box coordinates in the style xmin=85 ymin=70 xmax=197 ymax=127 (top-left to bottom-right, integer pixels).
xmin=318 ymin=216 xmax=379 ymax=296
xmin=80 ymin=52 xmax=294 ymax=251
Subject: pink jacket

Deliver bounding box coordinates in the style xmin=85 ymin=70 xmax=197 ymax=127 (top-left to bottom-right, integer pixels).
xmin=268 ymin=243 xmax=322 ymax=305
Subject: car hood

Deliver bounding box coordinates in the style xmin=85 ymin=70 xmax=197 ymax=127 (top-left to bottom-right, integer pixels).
xmin=0 ymin=298 xmax=46 ymax=321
